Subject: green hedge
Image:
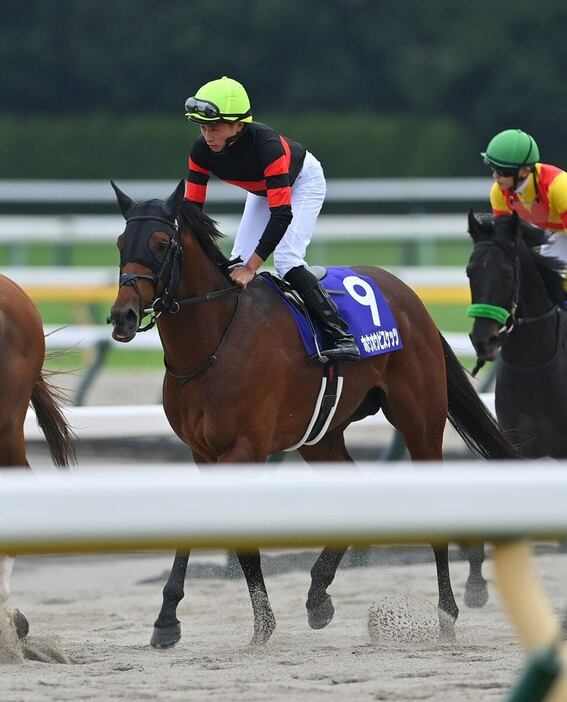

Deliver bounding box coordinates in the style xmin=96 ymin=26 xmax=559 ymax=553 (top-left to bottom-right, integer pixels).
xmin=0 ymin=112 xmax=477 ymax=180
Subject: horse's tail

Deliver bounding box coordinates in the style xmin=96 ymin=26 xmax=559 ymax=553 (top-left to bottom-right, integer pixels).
xmin=31 ymin=373 xmax=76 ymax=468
xmin=440 ymin=332 xmax=520 ymax=459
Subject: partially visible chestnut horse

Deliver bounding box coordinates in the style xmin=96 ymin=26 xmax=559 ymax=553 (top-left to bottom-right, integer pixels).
xmin=108 ymin=180 xmax=519 ymax=648
xmin=0 ymin=274 xmax=75 ymax=639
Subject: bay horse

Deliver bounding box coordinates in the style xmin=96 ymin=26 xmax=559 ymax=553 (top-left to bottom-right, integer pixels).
xmin=467 ymin=209 xmax=567 ymax=457
xmin=108 ymin=180 xmax=519 ymax=649
xmin=0 ymin=274 xmax=75 ymax=640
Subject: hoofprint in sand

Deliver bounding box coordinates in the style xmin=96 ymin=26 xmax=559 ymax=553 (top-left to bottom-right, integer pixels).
xmin=2 ymin=549 xmax=566 ymax=701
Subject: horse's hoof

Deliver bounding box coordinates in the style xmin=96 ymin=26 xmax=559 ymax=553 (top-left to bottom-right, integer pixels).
xmin=150 ymin=623 xmax=181 ymax=649
xmin=307 ymin=594 xmax=335 ymax=630
xmin=438 ymin=609 xmax=457 ymax=643
xmin=464 ymin=579 xmax=489 ymax=608
xmin=13 ymin=609 xmax=29 ymax=639
xmin=250 ymin=611 xmax=276 ymax=646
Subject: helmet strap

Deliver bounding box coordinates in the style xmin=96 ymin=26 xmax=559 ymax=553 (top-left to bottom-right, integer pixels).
xmin=210 ymin=123 xmax=247 ymax=156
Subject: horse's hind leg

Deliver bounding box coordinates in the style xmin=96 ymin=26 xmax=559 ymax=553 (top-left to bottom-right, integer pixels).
xmin=0 ymin=555 xmax=28 ymax=639
xmin=305 ymin=547 xmax=347 ymax=629
xmin=151 ymin=550 xmax=190 ymax=648
xmin=236 ymin=551 xmax=276 ymax=645
xmin=299 ymin=428 xmax=352 ymax=630
xmin=0 ymin=430 xmax=30 ymax=639
xmin=463 ymin=545 xmax=489 ymax=608
xmin=385 ymin=382 xmax=459 ymax=640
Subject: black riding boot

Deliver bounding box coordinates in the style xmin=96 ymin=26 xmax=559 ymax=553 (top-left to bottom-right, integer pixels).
xmin=284 ymin=266 xmax=361 ymax=362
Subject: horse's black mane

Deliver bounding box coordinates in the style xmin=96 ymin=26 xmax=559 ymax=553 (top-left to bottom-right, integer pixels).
xmin=177 ymin=200 xmax=232 ymax=274
xmin=478 ymin=214 xmax=566 ymax=306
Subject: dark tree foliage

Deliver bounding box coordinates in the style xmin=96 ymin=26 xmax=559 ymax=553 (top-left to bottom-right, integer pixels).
xmin=1 ymin=0 xmax=567 ymax=174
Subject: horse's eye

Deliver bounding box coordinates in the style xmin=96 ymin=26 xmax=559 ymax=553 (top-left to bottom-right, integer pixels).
xmin=157 ymin=241 xmax=169 ymax=253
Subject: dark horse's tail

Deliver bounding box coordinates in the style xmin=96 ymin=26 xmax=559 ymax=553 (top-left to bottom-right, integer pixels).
xmin=440 ymin=333 xmax=520 ymax=459
xmin=31 ymin=373 xmax=76 ymax=468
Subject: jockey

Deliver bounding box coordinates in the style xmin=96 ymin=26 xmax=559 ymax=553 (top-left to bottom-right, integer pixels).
xmin=183 ymin=76 xmax=360 ymax=362
xmin=482 ymin=128 xmax=567 ymax=266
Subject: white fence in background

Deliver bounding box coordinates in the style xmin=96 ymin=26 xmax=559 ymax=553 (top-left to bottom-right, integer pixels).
xmin=0 ymin=465 xmax=563 ymax=554
xmin=23 ymin=394 xmax=493 ymax=442
xmin=5 ymin=265 xmax=469 ymax=289
xmin=41 ymin=324 xmax=475 ymax=356
xmin=0 ymin=178 xmax=489 ymax=265
xmin=0 ymin=213 xmax=471 ymax=243
xmin=0 ymin=178 xmax=492 ymax=204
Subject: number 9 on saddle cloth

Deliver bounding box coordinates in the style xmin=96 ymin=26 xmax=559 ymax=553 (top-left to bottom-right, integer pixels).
xmin=261 ymin=266 xmax=403 ymax=362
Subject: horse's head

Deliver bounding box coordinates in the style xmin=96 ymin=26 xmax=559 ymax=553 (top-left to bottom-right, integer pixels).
xmin=108 ymin=179 xmax=185 ymax=342
xmin=466 ymin=210 xmax=521 ymax=363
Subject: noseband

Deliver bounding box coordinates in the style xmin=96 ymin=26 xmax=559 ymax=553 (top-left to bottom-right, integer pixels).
xmin=467 ymin=240 xmax=521 ymax=377
xmin=467 ymin=240 xmax=521 ymax=339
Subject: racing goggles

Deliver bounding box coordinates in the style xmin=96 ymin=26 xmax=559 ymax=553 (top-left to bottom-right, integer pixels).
xmin=484 ymin=160 xmax=518 ymax=177
xmin=185 ymin=97 xmax=221 ymax=119
xmin=184 ymin=97 xmax=251 ymax=121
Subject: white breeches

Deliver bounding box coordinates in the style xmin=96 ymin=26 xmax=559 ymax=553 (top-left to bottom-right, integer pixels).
xmin=230 ymin=151 xmax=327 ymax=276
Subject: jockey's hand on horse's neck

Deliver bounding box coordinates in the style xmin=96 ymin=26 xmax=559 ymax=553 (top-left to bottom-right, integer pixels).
xmin=229 ymin=253 xmax=263 ymax=289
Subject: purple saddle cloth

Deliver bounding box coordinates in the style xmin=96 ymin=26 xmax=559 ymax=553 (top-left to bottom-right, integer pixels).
xmin=260 ymin=267 xmax=403 ymax=359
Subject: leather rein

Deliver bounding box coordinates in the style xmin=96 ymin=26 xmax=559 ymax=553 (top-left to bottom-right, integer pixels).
xmin=111 ymin=214 xmax=240 ymax=384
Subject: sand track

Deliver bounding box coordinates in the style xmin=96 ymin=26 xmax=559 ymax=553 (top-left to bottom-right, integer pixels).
xmin=3 ymin=549 xmax=566 ymax=701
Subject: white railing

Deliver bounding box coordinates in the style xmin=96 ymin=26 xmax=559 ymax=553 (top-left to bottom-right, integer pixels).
xmin=41 ymin=325 xmax=474 ymax=355
xmin=2 ymin=266 xmax=473 ymax=307
xmin=2 ymin=265 xmax=470 ymax=287
xmin=0 ymin=465 xmax=563 ymax=553
xmin=0 ymin=178 xmax=492 ymax=204
xmin=0 ymin=213 xmax=471 ymax=243
xmin=23 ymin=395 xmax=493 ymax=441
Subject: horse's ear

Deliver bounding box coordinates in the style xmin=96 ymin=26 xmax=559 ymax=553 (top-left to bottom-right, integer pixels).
xmin=110 ymin=181 xmax=137 ymax=219
xmin=164 ymin=179 xmax=186 ymax=220
xmin=468 ymin=209 xmax=480 ymax=237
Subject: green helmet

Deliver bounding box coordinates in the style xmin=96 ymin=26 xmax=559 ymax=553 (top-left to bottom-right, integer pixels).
xmin=185 ymin=76 xmax=252 ymax=124
xmin=481 ymin=129 xmax=540 ymax=169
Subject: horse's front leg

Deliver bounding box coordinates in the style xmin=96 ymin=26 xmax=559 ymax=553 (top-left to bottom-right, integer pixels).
xmin=463 ymin=544 xmax=489 ymax=608
xmin=433 ymin=544 xmax=459 ymax=641
xmin=219 ymin=440 xmax=276 ymax=645
xmin=150 ymin=551 xmax=190 ymax=648
xmin=150 ymin=447 xmax=205 ymax=649
xmin=0 ymin=555 xmax=28 ymax=639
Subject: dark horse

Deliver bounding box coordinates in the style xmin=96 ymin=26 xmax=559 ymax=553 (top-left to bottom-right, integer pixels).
xmin=108 ymin=180 xmax=519 ymax=648
xmin=0 ymin=273 xmax=75 ymax=638
xmin=467 ymin=210 xmax=567 ymax=457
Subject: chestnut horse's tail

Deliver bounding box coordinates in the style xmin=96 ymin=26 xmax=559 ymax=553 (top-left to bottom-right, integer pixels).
xmin=31 ymin=373 xmax=76 ymax=468
xmin=439 ymin=333 xmax=520 ymax=459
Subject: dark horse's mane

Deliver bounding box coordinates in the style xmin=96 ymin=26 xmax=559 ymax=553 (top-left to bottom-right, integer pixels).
xmin=476 ymin=213 xmax=566 ymax=306
xmin=177 ymin=200 xmax=232 ymax=276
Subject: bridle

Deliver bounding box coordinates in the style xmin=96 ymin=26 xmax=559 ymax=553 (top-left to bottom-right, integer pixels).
xmin=109 ymin=214 xmax=240 ymax=383
xmin=467 ymin=239 xmax=521 ymax=376
xmin=111 ymin=214 xmax=238 ymax=330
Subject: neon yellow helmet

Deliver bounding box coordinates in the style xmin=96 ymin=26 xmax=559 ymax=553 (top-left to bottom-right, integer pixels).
xmin=185 ymin=76 xmax=252 ymax=124
xmin=481 ymin=129 xmax=540 ymax=169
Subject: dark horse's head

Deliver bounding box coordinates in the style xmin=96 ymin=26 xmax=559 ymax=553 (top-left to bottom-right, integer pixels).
xmin=108 ymin=179 xmax=230 ymax=342
xmin=466 ymin=209 xmax=564 ymax=364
